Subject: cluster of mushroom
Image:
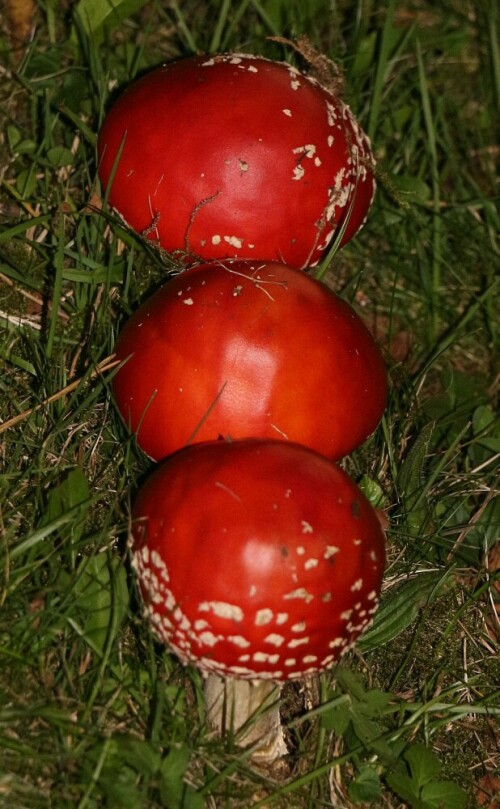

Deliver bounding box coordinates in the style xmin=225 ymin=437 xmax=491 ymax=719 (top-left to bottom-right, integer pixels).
xmin=98 ymin=52 xmax=388 ymax=761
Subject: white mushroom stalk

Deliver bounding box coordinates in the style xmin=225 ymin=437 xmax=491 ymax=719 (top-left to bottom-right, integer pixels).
xmin=203 ymin=677 xmax=287 ymax=763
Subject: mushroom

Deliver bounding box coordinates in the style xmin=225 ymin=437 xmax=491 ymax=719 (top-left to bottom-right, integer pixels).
xmin=112 ymin=260 xmax=387 ymax=463
xmin=131 ymin=439 xmax=386 ymax=761
xmin=98 ymin=52 xmax=376 ymax=269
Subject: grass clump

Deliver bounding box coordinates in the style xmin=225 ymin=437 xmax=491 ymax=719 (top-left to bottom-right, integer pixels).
xmin=1 ymin=1 xmax=498 ymax=807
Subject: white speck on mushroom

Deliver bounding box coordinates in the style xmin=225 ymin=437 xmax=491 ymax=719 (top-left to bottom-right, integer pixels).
xmin=329 ymin=637 xmax=346 ymax=649
xmin=322 ymin=592 xmax=332 ymax=602
xmin=314 ymin=157 xmax=322 ymax=167
xmin=211 ymin=234 xmax=221 ymax=245
xmin=370 ymin=550 xmax=378 ymax=562
xmin=350 ymin=578 xmax=364 ymax=592
xmin=367 ymin=590 xmax=378 ymax=601
xmin=229 ymin=665 xmax=264 ymax=677
xmin=291 ymin=622 xmax=306 ymax=632
xmin=317 ymin=230 xmax=335 ymax=252
xmin=198 ymin=630 xmax=221 ymax=647
xmin=353 ymin=538 xmax=362 ymax=546
xmin=239 ymin=159 xmax=249 ymax=172
xmin=249 ymin=585 xmax=257 ymax=597
xmin=284 ymin=588 xmax=314 ymax=603
xmin=264 ymin=633 xmax=285 ymax=647
xmin=224 ymin=235 xmax=243 ymax=248
xmin=293 ymin=165 xmax=305 ymax=181
xmin=302 ymin=655 xmax=317 ymax=664
xmin=202 ymin=58 xmax=216 ymax=67
xmin=194 ymin=619 xmax=209 ymax=631
xmin=288 ymin=636 xmax=309 ymax=648
xmin=341 ymin=610 xmax=353 ymax=620
xmin=304 ymin=558 xmax=318 ymax=570
xmin=229 ymin=56 xmax=242 ymax=64
xmin=301 ymin=521 xmax=313 ymax=534
xmin=284 ymin=658 xmax=297 ymax=666
xmin=293 ymin=144 xmax=317 ymax=159
xmin=324 ymin=545 xmax=340 ymax=559
xmin=282 ymin=108 xmax=292 ymax=117
xmin=253 ymin=652 xmax=280 ymax=664
xmin=284 ymin=489 xmax=292 ymax=499
xmin=326 ymin=101 xmax=338 ymax=126
xmin=276 ymin=612 xmax=288 ymax=625
xmin=150 ymin=549 xmax=166 ymax=570
xmin=296 ymin=547 xmax=305 ymax=556
xmin=247 ymin=65 xmax=258 ymax=73
xmin=227 ymin=635 xmax=251 ymax=648
xmin=255 ymin=608 xmax=273 ymax=626
xmin=183 ymin=297 xmax=194 ymax=306
xmin=327 ymin=134 xmax=334 ymax=147
xmin=198 ymin=601 xmax=243 ymax=622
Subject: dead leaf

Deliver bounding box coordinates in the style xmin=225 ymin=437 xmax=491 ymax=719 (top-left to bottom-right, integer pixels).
xmin=476 ymin=773 xmax=500 ymax=807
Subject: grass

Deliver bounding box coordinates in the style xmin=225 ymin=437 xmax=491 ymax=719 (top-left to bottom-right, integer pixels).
xmin=0 ymin=0 xmax=499 ymax=807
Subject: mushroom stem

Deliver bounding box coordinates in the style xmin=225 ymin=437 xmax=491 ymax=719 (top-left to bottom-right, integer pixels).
xmin=203 ymin=674 xmax=288 ymax=763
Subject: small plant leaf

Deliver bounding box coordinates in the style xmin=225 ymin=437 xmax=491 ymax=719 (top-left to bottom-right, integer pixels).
xmin=46 ymin=146 xmax=75 ymax=167
xmin=386 ymin=744 xmax=466 ymax=809
xmin=348 ymin=765 xmax=382 ymax=802
xmin=386 ymin=770 xmax=422 ymax=807
xmin=39 ymin=468 xmax=91 ymax=543
xmin=160 ymin=744 xmax=203 ymax=809
xmin=421 ymin=780 xmax=467 ymax=809
xmin=359 ymin=570 xmax=448 ymax=650
xmin=359 ymin=474 xmax=386 ymax=508
xmin=397 ymin=422 xmax=436 ymax=536
xmin=388 ymin=174 xmax=432 ymax=206
xmin=320 ymin=694 xmax=352 ymax=734
xmin=72 ymin=552 xmax=129 ymax=654
xmin=405 ymin=743 xmax=442 ymax=787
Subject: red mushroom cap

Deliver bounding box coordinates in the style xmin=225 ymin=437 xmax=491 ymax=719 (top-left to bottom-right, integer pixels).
xmin=97 ymin=53 xmax=375 ymax=269
xmin=112 ymin=260 xmax=387 ymax=462
xmin=131 ymin=439 xmax=386 ymax=681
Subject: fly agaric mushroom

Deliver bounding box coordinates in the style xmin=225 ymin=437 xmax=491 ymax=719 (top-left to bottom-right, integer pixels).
xmin=112 ymin=260 xmax=387 ymax=462
xmin=97 ymin=52 xmax=375 ymax=269
xmin=131 ymin=439 xmax=386 ymax=761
